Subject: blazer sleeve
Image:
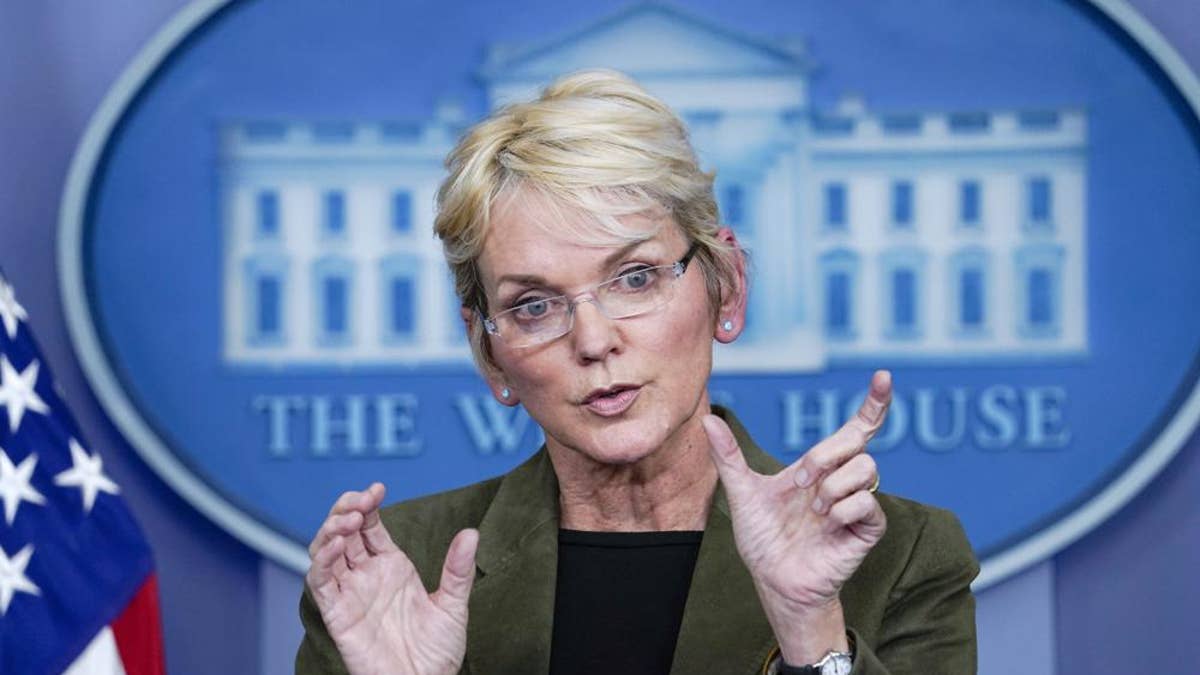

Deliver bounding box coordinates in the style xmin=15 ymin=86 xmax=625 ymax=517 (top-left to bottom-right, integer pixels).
xmin=849 ymin=507 xmax=980 ymax=675
xmin=295 ymin=584 xmax=351 ymax=675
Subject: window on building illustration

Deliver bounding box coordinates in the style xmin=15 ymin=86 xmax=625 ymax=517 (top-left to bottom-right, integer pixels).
xmin=821 ymin=250 xmax=858 ymax=338
xmin=256 ymin=190 xmax=279 ymax=238
xmin=244 ymin=121 xmax=287 ymax=142
xmin=1027 ymin=177 xmax=1053 ymax=228
xmin=881 ymin=248 xmax=926 ymax=339
xmin=824 ymin=183 xmax=847 ymax=230
xmin=722 ymin=184 xmax=744 ymax=227
xmin=881 ymin=114 xmax=922 ymax=135
xmin=243 ymin=255 xmax=288 ymax=346
xmin=392 ymin=190 xmax=413 ymax=234
xmin=960 ymin=181 xmax=981 ymax=226
xmin=1015 ymin=244 xmax=1063 ymax=338
xmin=313 ymin=257 xmax=353 ymax=346
xmin=1028 ymin=268 xmax=1054 ymax=327
xmin=960 ymin=267 xmax=984 ymax=328
xmin=891 ymin=181 xmax=913 ymax=228
xmin=323 ymin=276 xmax=348 ymax=336
xmin=948 ymin=112 xmax=990 ymax=133
xmin=381 ymin=122 xmax=422 ymax=142
xmin=389 ymin=277 xmax=415 ymax=337
xmin=891 ymin=268 xmax=917 ymax=333
xmin=949 ymin=249 xmax=988 ymax=336
xmin=1018 ymin=110 xmax=1060 ymax=131
xmin=381 ymin=255 xmax=421 ymax=344
xmin=313 ymin=122 xmax=355 ymax=142
xmin=256 ymin=275 xmax=281 ymax=337
xmin=826 ymin=272 xmax=851 ymax=334
xmin=323 ymin=191 xmax=346 ymax=236
xmin=811 ymin=115 xmax=855 ymax=136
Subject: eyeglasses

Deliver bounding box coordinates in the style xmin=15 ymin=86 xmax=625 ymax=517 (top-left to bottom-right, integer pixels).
xmin=481 ymin=243 xmax=700 ymax=348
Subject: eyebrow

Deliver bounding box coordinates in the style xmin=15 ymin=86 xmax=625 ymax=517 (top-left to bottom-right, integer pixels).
xmin=494 ymin=239 xmax=656 ymax=288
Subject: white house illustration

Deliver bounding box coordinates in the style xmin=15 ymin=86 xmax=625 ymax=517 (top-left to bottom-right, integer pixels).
xmin=221 ymin=2 xmax=1088 ymax=371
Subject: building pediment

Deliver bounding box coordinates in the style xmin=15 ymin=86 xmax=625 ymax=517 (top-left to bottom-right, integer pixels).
xmin=480 ymin=2 xmax=809 ymax=82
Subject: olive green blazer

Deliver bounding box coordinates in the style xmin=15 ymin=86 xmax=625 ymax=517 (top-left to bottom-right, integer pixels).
xmin=297 ymin=408 xmax=978 ymax=674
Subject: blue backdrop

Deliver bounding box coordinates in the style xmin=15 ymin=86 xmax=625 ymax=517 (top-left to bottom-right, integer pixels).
xmin=1 ymin=1 xmax=1198 ymax=673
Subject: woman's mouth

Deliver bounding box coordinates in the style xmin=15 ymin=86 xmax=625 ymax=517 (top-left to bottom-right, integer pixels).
xmin=581 ymin=385 xmax=641 ymax=417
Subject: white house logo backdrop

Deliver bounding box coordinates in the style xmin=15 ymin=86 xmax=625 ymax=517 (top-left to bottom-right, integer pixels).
xmin=59 ymin=0 xmax=1200 ymax=584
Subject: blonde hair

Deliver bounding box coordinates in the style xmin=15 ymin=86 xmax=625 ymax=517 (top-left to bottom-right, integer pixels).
xmin=434 ymin=69 xmax=742 ymax=369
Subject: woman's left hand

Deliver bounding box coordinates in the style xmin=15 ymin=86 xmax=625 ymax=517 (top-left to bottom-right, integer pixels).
xmin=702 ymin=370 xmax=892 ymax=665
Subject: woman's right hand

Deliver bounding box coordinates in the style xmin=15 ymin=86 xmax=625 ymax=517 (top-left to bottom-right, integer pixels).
xmin=306 ymin=483 xmax=479 ymax=675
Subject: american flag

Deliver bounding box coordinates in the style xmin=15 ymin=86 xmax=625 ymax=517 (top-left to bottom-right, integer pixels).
xmin=0 ymin=270 xmax=164 ymax=674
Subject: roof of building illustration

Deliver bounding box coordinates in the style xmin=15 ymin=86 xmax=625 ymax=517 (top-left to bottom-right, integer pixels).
xmin=478 ymin=1 xmax=812 ymax=82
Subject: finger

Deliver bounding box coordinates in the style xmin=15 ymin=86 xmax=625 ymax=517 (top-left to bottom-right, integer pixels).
xmin=343 ymin=512 xmax=370 ymax=566
xmin=309 ymin=510 xmax=366 ymax=559
xmin=812 ymin=453 xmax=877 ymax=515
xmin=854 ymin=370 xmax=892 ymax=434
xmin=307 ymin=535 xmax=347 ymax=603
xmin=795 ymin=370 xmax=892 ymax=488
xmin=309 ymin=486 xmax=384 ymax=557
xmin=825 ymin=491 xmax=887 ymax=540
xmin=701 ymin=414 xmax=756 ymax=502
xmin=433 ymin=528 xmax=480 ymax=615
xmin=359 ymin=484 xmax=398 ymax=555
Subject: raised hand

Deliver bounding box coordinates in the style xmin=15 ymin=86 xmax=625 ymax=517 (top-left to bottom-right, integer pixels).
xmin=702 ymin=370 xmax=891 ymax=664
xmin=306 ymin=483 xmax=479 ymax=675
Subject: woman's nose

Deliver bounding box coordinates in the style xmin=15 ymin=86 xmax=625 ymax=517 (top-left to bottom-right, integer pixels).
xmin=569 ymin=298 xmax=621 ymax=363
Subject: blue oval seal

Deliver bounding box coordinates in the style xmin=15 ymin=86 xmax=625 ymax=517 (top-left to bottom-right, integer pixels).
xmin=59 ymin=0 xmax=1200 ymax=587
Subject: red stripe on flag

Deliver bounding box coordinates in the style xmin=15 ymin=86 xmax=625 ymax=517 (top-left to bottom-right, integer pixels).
xmin=110 ymin=575 xmax=166 ymax=675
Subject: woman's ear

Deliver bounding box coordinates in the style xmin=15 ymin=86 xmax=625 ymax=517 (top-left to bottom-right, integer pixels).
xmin=713 ymin=226 xmax=748 ymax=344
xmin=462 ymin=305 xmax=521 ymax=406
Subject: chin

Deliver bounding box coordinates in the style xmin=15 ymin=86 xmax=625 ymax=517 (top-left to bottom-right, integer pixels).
xmin=572 ymin=416 xmax=671 ymax=466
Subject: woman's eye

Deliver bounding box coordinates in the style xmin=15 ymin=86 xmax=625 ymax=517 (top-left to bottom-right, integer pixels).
xmin=618 ymin=268 xmax=656 ymax=291
xmin=514 ymin=298 xmax=550 ymax=318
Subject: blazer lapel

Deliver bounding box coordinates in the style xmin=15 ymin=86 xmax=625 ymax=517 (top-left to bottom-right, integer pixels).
xmin=670 ymin=407 xmax=783 ymax=674
xmin=466 ymin=449 xmax=560 ymax=674
xmin=465 ymin=408 xmax=783 ymax=674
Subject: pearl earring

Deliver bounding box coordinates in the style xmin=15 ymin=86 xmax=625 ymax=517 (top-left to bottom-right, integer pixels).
xmin=722 ymin=320 xmax=734 ymax=331
xmin=501 ymin=387 xmax=511 ymax=399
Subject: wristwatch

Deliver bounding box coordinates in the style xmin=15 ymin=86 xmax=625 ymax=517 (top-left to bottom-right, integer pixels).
xmin=774 ymin=649 xmax=854 ymax=675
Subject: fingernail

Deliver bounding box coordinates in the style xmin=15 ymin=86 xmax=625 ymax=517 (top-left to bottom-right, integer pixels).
xmin=812 ymin=497 xmax=824 ymax=513
xmin=795 ymin=468 xmax=811 ymax=487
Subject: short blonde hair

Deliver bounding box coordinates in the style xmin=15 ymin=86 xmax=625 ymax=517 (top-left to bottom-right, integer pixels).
xmin=434 ymin=69 xmax=742 ymax=370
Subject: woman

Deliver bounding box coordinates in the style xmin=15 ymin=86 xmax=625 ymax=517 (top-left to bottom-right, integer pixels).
xmin=296 ymin=70 xmax=977 ymax=675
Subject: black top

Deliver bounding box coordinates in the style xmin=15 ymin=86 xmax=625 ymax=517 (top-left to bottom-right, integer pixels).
xmin=548 ymin=529 xmax=704 ymax=675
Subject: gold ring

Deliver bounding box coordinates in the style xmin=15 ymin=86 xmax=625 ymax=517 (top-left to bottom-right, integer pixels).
xmin=868 ymin=474 xmax=880 ymax=494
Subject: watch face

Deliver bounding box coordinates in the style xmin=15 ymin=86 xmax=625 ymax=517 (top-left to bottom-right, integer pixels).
xmin=820 ymin=653 xmax=853 ymax=675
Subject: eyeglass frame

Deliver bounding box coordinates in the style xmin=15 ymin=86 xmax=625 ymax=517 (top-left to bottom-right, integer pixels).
xmin=478 ymin=242 xmax=701 ymax=347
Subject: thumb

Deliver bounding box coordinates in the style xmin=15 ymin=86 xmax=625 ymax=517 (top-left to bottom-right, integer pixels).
xmin=433 ymin=528 xmax=479 ymax=616
xmin=701 ymin=414 xmax=755 ymax=502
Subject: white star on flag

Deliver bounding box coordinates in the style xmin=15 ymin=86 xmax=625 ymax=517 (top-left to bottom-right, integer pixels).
xmin=0 ymin=278 xmax=27 ymax=339
xmin=0 ymin=356 xmax=49 ymax=432
xmin=0 ymin=544 xmax=40 ymax=616
xmin=0 ymin=448 xmax=45 ymax=525
xmin=54 ymin=439 xmax=120 ymax=513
